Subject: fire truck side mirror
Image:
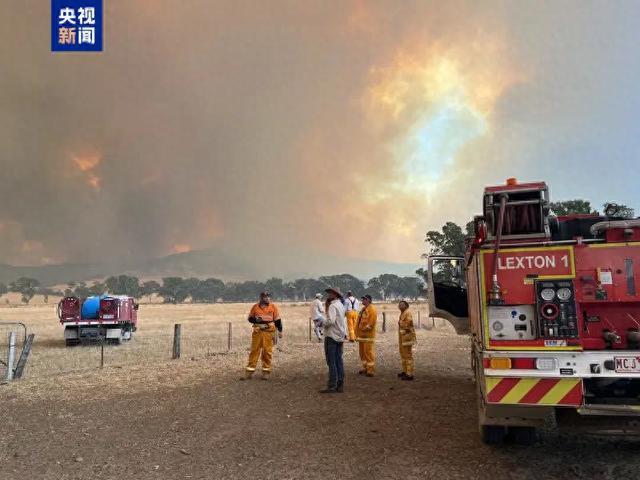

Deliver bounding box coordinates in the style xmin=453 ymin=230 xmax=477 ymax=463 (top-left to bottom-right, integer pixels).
xmin=426 ymin=256 xmax=470 ymax=335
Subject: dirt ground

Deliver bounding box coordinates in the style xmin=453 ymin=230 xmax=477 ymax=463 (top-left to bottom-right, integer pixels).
xmin=2 ymin=321 xmax=640 ymax=479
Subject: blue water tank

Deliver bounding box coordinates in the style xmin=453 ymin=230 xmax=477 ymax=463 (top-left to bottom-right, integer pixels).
xmin=81 ymin=296 xmax=104 ymax=320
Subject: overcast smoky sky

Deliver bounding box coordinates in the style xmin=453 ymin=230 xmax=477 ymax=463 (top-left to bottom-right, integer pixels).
xmin=1 ymin=1 xmax=640 ymax=271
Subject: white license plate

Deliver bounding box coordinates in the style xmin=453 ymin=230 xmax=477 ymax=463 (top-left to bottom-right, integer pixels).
xmin=614 ymin=356 xmax=640 ymax=373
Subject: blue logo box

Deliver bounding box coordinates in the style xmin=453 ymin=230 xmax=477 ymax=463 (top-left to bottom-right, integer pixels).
xmin=51 ymin=0 xmax=103 ymax=52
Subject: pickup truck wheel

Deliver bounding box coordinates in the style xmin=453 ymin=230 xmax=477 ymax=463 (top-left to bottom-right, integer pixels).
xmin=508 ymin=426 xmax=537 ymax=445
xmin=481 ymin=425 xmax=507 ymax=444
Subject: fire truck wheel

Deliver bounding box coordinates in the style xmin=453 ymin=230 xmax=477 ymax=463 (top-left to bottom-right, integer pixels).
xmin=480 ymin=425 xmax=507 ymax=444
xmin=507 ymin=426 xmax=537 ymax=445
xmin=65 ymin=339 xmax=79 ymax=347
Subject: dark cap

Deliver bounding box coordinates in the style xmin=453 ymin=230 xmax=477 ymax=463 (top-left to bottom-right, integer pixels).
xmin=259 ymin=291 xmax=271 ymax=297
xmin=361 ymin=294 xmax=373 ymax=301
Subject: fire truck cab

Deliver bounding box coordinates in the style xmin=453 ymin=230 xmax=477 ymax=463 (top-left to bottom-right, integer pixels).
xmin=427 ymin=178 xmax=640 ymax=444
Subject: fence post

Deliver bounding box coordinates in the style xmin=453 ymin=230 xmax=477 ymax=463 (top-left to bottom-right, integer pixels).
xmin=227 ymin=322 xmax=233 ymax=351
xmin=173 ymin=324 xmax=181 ymax=359
xmin=100 ymin=340 xmax=105 ymax=368
xmin=382 ymin=312 xmax=387 ymax=333
xmin=14 ymin=333 xmax=35 ymax=379
xmin=308 ymin=318 xmax=312 ymax=343
xmin=5 ymin=331 xmax=16 ymax=382
xmin=417 ymin=310 xmax=421 ymax=329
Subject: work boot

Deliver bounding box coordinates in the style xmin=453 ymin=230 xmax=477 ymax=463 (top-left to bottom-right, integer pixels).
xmin=365 ymin=372 xmax=375 ymax=377
xmin=240 ymin=371 xmax=253 ymax=381
xmin=336 ymin=382 xmax=344 ymax=393
xmin=401 ymin=375 xmax=414 ymax=381
xmin=397 ymin=372 xmax=406 ymax=378
xmin=358 ymin=369 xmax=366 ymax=375
xmin=320 ymin=387 xmax=338 ymax=394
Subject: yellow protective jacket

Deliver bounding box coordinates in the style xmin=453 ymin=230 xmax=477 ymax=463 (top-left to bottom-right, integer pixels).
xmin=356 ymin=304 xmax=377 ymax=341
xmin=398 ymin=310 xmax=417 ymax=346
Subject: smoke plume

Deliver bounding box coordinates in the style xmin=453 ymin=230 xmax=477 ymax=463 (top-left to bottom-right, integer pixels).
xmin=1 ymin=1 xmax=639 ymax=275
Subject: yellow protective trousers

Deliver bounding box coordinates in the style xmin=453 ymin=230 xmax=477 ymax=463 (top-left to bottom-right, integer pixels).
xmin=358 ymin=341 xmax=375 ymax=375
xmin=346 ymin=311 xmax=357 ymax=341
xmin=399 ymin=344 xmax=414 ymax=376
xmin=246 ymin=326 xmax=275 ymax=375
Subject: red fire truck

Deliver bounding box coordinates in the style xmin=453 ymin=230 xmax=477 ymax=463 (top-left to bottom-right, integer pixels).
xmin=427 ymin=178 xmax=640 ymax=444
xmin=57 ymin=295 xmax=138 ymax=346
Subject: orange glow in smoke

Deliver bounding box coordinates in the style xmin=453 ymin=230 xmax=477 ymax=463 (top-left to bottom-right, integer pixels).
xmin=72 ymin=152 xmax=102 ymax=190
xmin=172 ymin=243 xmax=192 ymax=254
xmin=87 ymin=173 xmax=101 ymax=189
xmin=73 ymin=154 xmax=100 ymax=171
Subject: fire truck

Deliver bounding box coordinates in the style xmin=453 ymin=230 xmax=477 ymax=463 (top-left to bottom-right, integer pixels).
xmin=427 ymin=178 xmax=640 ymax=444
xmin=57 ymin=295 xmax=138 ymax=346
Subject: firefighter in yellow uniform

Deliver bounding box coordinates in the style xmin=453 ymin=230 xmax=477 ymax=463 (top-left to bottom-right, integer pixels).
xmin=397 ymin=300 xmax=417 ymax=380
xmin=356 ymin=294 xmax=377 ymax=376
xmin=344 ymin=291 xmax=359 ymax=342
xmin=241 ymin=292 xmax=282 ymax=380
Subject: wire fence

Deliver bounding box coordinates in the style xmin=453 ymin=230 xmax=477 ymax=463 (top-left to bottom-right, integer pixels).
xmin=2 ymin=303 xmax=448 ymax=380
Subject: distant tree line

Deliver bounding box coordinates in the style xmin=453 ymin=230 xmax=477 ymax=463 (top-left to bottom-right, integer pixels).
xmin=0 ymin=277 xmax=62 ymax=304
xmin=0 ymin=273 xmax=424 ymax=305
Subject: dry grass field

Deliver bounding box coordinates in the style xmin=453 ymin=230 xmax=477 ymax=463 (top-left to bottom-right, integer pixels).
xmin=0 ymin=299 xmax=426 ymax=379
